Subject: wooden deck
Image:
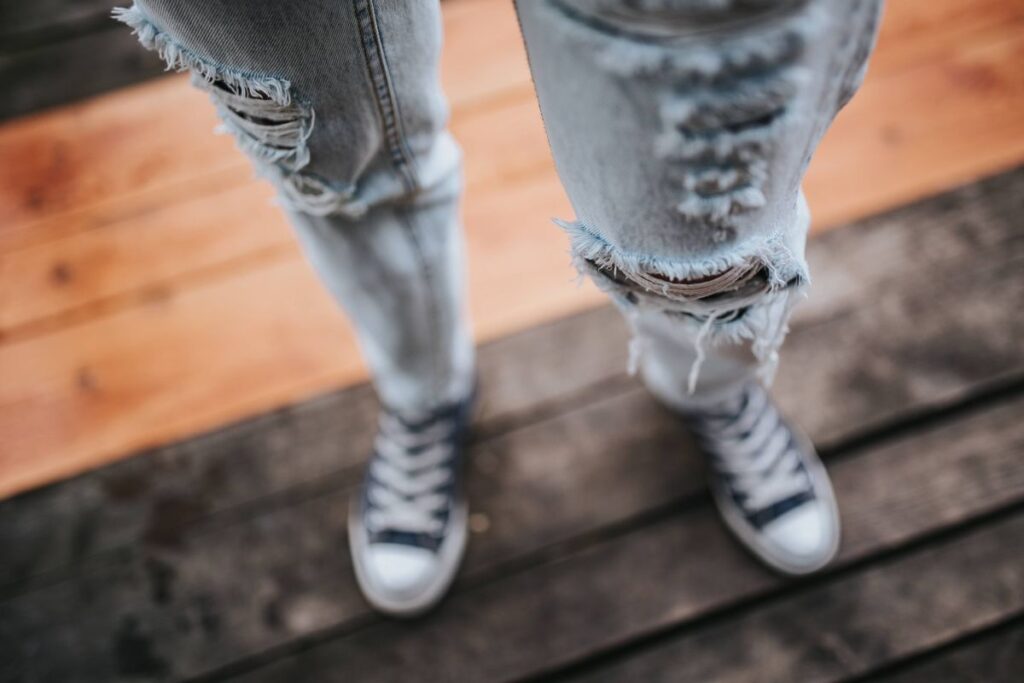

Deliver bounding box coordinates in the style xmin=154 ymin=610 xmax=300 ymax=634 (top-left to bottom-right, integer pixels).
xmin=1 ymin=167 xmax=1022 ymax=682
xmin=3 ymin=0 xmax=1024 ymax=498
xmin=2 ymin=2 xmax=1024 ymax=679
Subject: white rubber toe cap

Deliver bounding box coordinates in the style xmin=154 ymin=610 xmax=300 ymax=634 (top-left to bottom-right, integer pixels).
xmin=762 ymin=501 xmax=836 ymax=567
xmin=363 ymin=544 xmax=439 ymax=594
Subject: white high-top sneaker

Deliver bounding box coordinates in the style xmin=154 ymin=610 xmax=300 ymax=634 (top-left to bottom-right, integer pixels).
xmin=684 ymin=382 xmax=840 ymax=575
xmin=348 ymin=391 xmax=474 ymax=616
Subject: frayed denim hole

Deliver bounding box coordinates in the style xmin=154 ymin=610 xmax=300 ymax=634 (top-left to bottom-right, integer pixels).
xmin=279 ymin=173 xmax=368 ymax=219
xmin=589 ymin=256 xmax=773 ymax=305
xmin=581 ymin=256 xmax=800 ymax=392
xmin=199 ymin=77 xmax=312 ymax=167
xmin=201 ymin=77 xmax=366 ymax=218
xmin=114 ymin=2 xmax=370 ymax=219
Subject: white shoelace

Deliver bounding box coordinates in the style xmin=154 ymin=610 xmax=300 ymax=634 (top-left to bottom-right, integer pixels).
xmin=366 ymin=412 xmax=455 ymax=535
xmin=693 ymin=387 xmax=810 ymax=511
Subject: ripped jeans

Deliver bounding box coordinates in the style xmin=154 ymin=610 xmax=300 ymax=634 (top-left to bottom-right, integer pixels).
xmin=116 ymin=0 xmax=882 ymax=413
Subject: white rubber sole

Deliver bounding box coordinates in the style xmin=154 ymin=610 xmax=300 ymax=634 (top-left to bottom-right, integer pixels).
xmin=348 ymin=499 xmax=468 ymax=618
xmin=710 ymin=429 xmax=841 ymax=576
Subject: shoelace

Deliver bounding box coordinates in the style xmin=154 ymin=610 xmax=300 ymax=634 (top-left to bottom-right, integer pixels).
xmin=366 ymin=411 xmax=456 ymax=536
xmin=690 ymin=386 xmax=810 ymax=512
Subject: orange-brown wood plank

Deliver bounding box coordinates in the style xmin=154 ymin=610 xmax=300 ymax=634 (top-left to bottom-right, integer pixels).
xmin=0 ymin=92 xmax=557 ymax=338
xmin=0 ymin=174 xmax=584 ymax=498
xmin=806 ymin=3 xmax=1024 ymax=227
xmin=0 ymin=182 xmax=290 ymax=338
xmin=2 ymin=0 xmax=1024 ymax=497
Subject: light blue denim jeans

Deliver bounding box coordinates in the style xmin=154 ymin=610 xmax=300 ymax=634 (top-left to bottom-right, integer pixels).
xmin=116 ymin=0 xmax=882 ymax=413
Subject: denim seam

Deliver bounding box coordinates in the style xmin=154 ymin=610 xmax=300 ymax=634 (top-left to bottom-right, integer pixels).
xmin=376 ymin=17 xmax=422 ymax=186
xmin=397 ymin=208 xmax=443 ymax=404
xmin=355 ymin=0 xmax=419 ymax=193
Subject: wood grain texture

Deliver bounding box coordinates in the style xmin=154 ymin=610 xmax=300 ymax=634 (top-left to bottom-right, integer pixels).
xmin=1 ymin=0 xmax=115 ymax=37
xmin=228 ymin=399 xmax=1024 ymax=683
xmin=806 ymin=10 xmax=1024 ymax=228
xmin=572 ymin=513 xmax=1024 ymax=683
xmin=868 ymin=621 xmax=1024 ymax=683
xmin=2 ymin=0 xmax=1024 ymax=497
xmin=0 ymin=25 xmax=168 ymax=122
xmin=1 ymin=173 xmax=1022 ymax=682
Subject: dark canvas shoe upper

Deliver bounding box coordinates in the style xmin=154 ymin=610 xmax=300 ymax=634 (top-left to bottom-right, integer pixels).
xmin=349 ymin=390 xmax=475 ymax=615
xmin=360 ymin=395 xmax=473 ymax=552
xmin=688 ymin=384 xmax=816 ymax=529
xmin=683 ymin=382 xmax=839 ymax=574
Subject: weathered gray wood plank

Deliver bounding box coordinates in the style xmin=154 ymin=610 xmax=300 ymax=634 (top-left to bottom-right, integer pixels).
xmin=3 ymin=385 xmax=1022 ymax=683
xmin=0 ymin=169 xmax=1022 ymax=681
xmin=571 ymin=513 xmax=1024 ymax=683
xmin=867 ymin=621 xmax=1024 ymax=683
xmin=0 ymin=387 xmax=691 ymax=682
xmin=0 ymin=25 xmax=168 ymax=122
xmin=222 ymin=395 xmax=1024 ymax=683
xmin=775 ymin=170 xmax=1024 ymax=439
xmin=0 ymin=1 xmax=171 ymax=121
xmin=1 ymin=0 xmax=118 ymax=44
xmin=3 ymin=166 xmax=1020 ymax=596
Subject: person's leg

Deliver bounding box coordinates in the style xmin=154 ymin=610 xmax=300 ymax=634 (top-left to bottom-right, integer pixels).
xmin=116 ymin=0 xmax=474 ymax=614
xmin=517 ymin=0 xmax=883 ymax=573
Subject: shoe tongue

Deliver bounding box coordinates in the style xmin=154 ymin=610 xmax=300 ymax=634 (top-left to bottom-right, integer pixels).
xmin=382 ymin=407 xmax=436 ymax=435
xmin=710 ymin=387 xmax=750 ymax=418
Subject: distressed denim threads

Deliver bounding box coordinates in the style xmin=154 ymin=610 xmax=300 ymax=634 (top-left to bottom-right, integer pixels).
xmin=518 ymin=0 xmax=881 ymax=403
xmin=116 ymin=0 xmax=882 ymax=411
xmin=115 ymin=0 xmax=474 ymax=414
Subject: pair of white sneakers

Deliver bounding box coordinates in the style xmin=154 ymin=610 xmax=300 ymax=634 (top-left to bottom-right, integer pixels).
xmin=349 ymin=382 xmax=839 ymax=616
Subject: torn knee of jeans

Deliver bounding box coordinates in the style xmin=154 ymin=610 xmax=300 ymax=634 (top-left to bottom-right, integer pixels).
xmin=198 ymin=78 xmax=368 ymax=217
xmin=114 ymin=3 xmax=312 ymax=171
xmin=551 ymin=215 xmax=807 ymax=394
xmin=114 ymin=2 xmax=367 ymax=219
xmin=605 ymin=250 xmax=803 ymax=392
xmin=205 ymin=86 xmax=367 ymax=216
xmin=556 ymin=217 xmax=805 ymax=298
xmin=195 ymin=77 xmax=314 ymax=171
xmin=556 ymin=217 xmax=806 ymax=387
xmin=194 ymin=79 xmax=366 ymax=216
xmin=562 ymin=220 xmax=801 ymax=305
xmin=569 ymin=228 xmax=798 ymax=301
xmin=584 ymin=254 xmax=797 ymax=324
